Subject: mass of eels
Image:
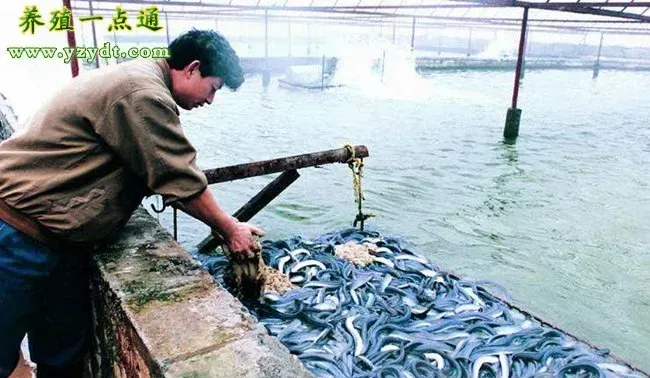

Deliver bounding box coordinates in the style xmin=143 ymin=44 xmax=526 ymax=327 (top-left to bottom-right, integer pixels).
xmin=199 ymin=229 xmax=645 ymax=378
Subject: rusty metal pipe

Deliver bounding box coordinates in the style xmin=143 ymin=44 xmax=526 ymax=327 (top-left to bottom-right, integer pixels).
xmin=63 ymin=0 xmax=79 ymax=77
xmin=511 ymin=7 xmax=528 ymax=109
xmin=202 ymin=145 xmax=368 ymax=185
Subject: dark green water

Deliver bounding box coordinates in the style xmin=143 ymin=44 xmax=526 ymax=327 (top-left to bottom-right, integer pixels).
xmin=148 ymin=69 xmax=650 ymax=371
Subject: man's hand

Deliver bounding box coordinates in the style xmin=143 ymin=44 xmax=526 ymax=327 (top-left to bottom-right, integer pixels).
xmin=219 ymin=222 xmax=266 ymax=260
xmin=179 ymin=188 xmax=266 ymax=258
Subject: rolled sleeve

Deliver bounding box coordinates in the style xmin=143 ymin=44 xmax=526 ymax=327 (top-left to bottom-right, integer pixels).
xmin=96 ymin=89 xmax=208 ymax=204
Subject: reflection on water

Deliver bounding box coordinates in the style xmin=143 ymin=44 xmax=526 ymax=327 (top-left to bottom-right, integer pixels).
xmin=148 ymin=69 xmax=650 ymax=371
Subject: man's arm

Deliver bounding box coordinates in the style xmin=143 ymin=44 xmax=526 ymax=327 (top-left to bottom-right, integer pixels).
xmin=177 ymin=188 xmax=265 ymax=258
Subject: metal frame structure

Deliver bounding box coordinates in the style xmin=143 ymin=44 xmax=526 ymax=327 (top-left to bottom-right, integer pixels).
xmin=65 ymin=0 xmax=650 ymax=136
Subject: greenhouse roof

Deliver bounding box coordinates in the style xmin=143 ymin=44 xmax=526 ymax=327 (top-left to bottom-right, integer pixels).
xmin=74 ymin=0 xmax=650 ymax=34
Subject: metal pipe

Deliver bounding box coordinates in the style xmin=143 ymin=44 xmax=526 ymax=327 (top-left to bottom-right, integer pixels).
xmin=521 ymin=25 xmax=530 ymax=80
xmin=265 ymin=10 xmax=269 ymax=61
xmin=380 ymin=49 xmax=386 ymax=82
xmin=467 ymin=27 xmax=472 ymax=56
xmin=165 ymin=11 xmax=170 ymax=45
xmin=307 ymin=23 xmax=311 ymax=55
xmin=410 ymin=17 xmax=416 ymax=50
xmin=202 ymin=145 xmax=369 ymax=185
xmin=88 ymin=0 xmax=99 ymax=68
xmin=83 ymin=0 xmax=650 ymax=9
xmin=593 ymin=32 xmax=604 ymax=78
xmin=173 ymin=207 xmax=177 ymax=240
xmin=511 ymin=7 xmax=528 ymax=109
xmin=288 ymin=18 xmax=292 ymax=57
xmin=72 ymin=7 xmax=650 ymax=33
xmin=321 ymin=55 xmax=326 ymax=90
xmin=197 ymin=169 xmax=301 ymax=252
xmin=78 ymin=0 xmax=650 ymax=22
xmin=263 ymin=10 xmax=270 ymax=87
xmin=63 ymin=0 xmax=79 ymax=77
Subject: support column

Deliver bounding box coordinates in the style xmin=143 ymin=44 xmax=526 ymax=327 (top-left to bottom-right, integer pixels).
xmin=503 ymin=7 xmax=528 ymax=140
xmin=164 ymin=11 xmax=170 ymax=45
xmin=321 ymin=55 xmax=326 ymax=91
xmin=88 ymin=0 xmax=99 ymax=68
xmin=307 ymin=23 xmax=311 ymax=56
xmin=287 ymin=18 xmax=292 ymax=57
xmin=593 ymin=32 xmax=604 ymax=79
xmin=521 ymin=26 xmax=530 ymax=80
xmin=392 ymin=23 xmax=396 ymax=44
xmin=410 ymin=17 xmax=416 ymax=51
xmin=63 ymin=0 xmax=79 ymax=77
xmin=263 ymin=10 xmax=270 ymax=87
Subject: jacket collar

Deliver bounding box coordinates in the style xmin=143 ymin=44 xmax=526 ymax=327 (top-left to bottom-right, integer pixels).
xmin=155 ymin=59 xmax=173 ymax=91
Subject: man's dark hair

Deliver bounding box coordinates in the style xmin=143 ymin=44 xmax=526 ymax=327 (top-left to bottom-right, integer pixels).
xmin=167 ymin=29 xmax=244 ymax=90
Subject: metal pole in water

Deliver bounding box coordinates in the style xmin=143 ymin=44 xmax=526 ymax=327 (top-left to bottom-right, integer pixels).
xmin=381 ymin=49 xmax=386 ymax=83
xmin=263 ymin=10 xmax=270 ymax=87
xmin=307 ymin=23 xmax=311 ymax=56
xmin=410 ymin=17 xmax=416 ymax=51
xmin=63 ymin=0 xmax=79 ymax=77
xmin=88 ymin=0 xmax=99 ymax=68
xmin=287 ymin=18 xmax=292 ymax=57
xmin=467 ymin=28 xmax=472 ymax=57
xmin=503 ymin=7 xmax=528 ymax=140
xmin=521 ymin=26 xmax=530 ymax=80
xmin=321 ymin=55 xmax=326 ymax=91
xmin=593 ymin=32 xmax=604 ymax=79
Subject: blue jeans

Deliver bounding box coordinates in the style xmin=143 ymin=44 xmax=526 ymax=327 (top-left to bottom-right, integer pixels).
xmin=0 ymin=219 xmax=90 ymax=378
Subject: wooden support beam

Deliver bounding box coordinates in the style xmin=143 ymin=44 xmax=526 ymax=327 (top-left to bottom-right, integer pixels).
xmin=202 ymin=145 xmax=368 ymax=185
xmin=197 ymin=169 xmax=300 ymax=252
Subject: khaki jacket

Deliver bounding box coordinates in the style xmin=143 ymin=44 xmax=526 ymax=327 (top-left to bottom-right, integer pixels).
xmin=0 ymin=59 xmax=207 ymax=243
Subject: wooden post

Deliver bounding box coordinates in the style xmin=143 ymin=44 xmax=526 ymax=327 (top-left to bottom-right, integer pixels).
xmin=197 ymin=170 xmax=301 ymax=252
xmin=593 ymin=32 xmax=604 ymax=79
xmin=504 ymin=7 xmax=529 ymax=140
xmin=63 ymin=0 xmax=79 ymax=77
xmin=202 ymin=145 xmax=369 ymax=184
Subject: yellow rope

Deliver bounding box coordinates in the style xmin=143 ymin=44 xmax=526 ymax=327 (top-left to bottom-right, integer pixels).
xmin=344 ymin=144 xmax=374 ymax=230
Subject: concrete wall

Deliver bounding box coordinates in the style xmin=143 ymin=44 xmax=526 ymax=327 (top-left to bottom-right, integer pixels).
xmin=88 ymin=207 xmax=312 ymax=378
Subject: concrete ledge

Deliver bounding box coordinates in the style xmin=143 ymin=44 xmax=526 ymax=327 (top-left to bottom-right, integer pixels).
xmin=89 ymin=207 xmax=312 ymax=378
